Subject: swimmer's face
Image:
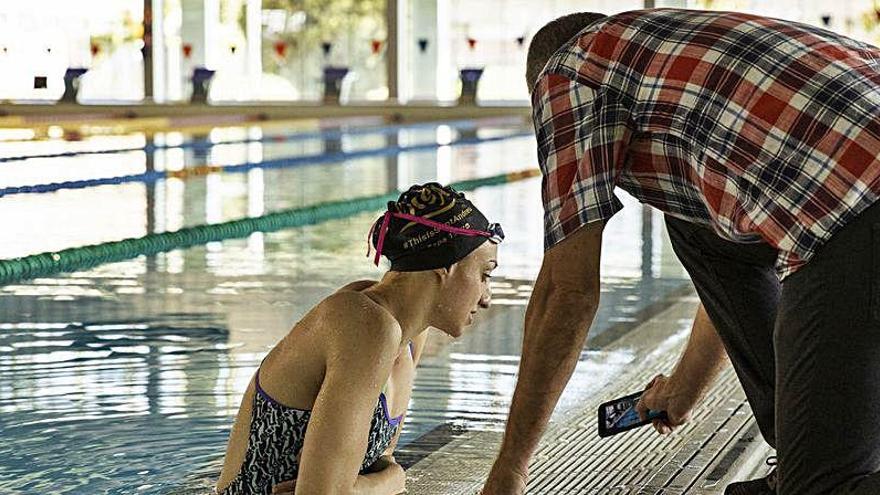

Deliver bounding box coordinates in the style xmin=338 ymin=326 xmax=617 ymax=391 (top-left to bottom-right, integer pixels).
xmin=433 ymin=242 xmax=498 ymax=337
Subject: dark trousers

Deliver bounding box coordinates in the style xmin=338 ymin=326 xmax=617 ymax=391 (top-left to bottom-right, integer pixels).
xmin=664 ymin=200 xmax=880 ymax=495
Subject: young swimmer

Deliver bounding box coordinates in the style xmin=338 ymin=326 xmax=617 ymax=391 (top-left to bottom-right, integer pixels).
xmin=215 ymin=183 xmax=503 ymax=495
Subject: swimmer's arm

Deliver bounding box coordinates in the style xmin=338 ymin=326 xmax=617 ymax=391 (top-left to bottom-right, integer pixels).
xmin=410 ymin=330 xmax=429 ymax=365
xmin=295 ymin=293 xmax=405 ymax=495
xmin=381 ymin=427 xmax=405 ymax=459
xmin=491 ymin=222 xmax=604 ymax=476
xmin=362 ymin=454 xmax=400 ymax=475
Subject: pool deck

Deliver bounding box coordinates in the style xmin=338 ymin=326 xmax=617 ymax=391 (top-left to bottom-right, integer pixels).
xmin=405 ymin=296 xmax=774 ymax=494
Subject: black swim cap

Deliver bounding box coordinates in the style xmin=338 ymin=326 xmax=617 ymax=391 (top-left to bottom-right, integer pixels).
xmin=369 ymin=183 xmax=503 ymax=272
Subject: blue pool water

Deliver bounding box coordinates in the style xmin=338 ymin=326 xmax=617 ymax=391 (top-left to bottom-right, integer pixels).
xmin=0 ymin=118 xmax=690 ymax=494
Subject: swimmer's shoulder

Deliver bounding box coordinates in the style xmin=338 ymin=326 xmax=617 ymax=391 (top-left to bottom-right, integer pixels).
xmin=333 ymin=279 xmax=378 ymax=294
xmin=317 ymin=288 xmax=401 ymax=356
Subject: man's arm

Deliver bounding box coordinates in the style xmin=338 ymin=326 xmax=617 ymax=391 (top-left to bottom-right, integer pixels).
xmin=667 ymin=304 xmax=728 ymax=397
xmin=486 ymin=221 xmax=604 ymax=488
xmin=637 ymin=303 xmax=729 ymax=433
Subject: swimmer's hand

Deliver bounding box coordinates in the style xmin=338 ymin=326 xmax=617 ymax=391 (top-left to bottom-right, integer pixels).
xmin=362 ymin=454 xmax=397 ymax=474
xmin=271 ymin=456 xmax=406 ymax=494
xmin=636 ymin=374 xmax=695 ymax=435
xmin=357 ymin=455 xmax=406 ymax=494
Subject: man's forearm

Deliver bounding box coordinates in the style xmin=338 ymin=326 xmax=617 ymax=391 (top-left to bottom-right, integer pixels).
xmin=497 ymin=287 xmax=598 ymax=471
xmin=669 ymin=304 xmax=728 ymax=396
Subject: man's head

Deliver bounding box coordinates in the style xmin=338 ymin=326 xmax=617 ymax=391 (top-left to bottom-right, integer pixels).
xmin=526 ymin=12 xmax=607 ymax=93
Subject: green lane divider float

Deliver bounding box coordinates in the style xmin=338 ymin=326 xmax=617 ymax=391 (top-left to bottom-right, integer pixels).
xmin=0 ymin=168 xmax=540 ymax=285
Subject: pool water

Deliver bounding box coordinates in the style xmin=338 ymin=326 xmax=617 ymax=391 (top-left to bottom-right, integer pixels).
xmin=0 ymin=118 xmax=690 ymax=494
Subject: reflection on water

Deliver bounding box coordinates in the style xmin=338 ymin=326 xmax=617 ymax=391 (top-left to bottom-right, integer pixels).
xmin=0 ymin=120 xmax=689 ymax=494
xmin=0 ymin=316 xmax=232 ymax=494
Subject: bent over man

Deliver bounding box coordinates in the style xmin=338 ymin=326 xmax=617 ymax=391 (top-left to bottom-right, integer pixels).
xmin=483 ymin=9 xmax=880 ymax=495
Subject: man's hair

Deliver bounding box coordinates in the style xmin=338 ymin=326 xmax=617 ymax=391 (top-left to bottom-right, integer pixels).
xmin=526 ymin=12 xmax=607 ymax=93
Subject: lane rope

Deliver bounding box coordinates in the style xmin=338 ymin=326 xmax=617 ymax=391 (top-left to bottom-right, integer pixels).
xmin=0 ymin=131 xmax=533 ymax=198
xmin=0 ymin=168 xmax=541 ymax=285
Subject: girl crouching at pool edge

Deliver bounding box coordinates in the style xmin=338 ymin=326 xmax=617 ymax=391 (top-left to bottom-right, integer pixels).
xmin=216 ymin=183 xmax=503 ymax=495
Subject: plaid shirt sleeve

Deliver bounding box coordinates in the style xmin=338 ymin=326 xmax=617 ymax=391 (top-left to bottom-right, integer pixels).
xmin=532 ymin=73 xmax=633 ymax=250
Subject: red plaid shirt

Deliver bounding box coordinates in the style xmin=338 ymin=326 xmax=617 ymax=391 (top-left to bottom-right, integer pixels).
xmin=533 ymin=9 xmax=880 ymax=279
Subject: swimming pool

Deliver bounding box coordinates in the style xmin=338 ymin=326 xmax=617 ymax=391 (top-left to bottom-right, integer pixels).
xmin=0 ymin=117 xmax=690 ymax=494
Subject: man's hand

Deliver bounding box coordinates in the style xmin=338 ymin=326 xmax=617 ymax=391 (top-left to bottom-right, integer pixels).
xmin=636 ymin=304 xmax=729 ymax=435
xmin=636 ymin=373 xmax=700 ymax=434
xmin=482 ymin=462 xmax=528 ymax=495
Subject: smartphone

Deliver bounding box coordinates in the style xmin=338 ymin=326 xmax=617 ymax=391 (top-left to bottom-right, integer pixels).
xmin=598 ymin=391 xmax=667 ymax=438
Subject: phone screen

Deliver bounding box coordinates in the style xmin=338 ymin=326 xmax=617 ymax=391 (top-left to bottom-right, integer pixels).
xmin=598 ymin=391 xmax=666 ymax=437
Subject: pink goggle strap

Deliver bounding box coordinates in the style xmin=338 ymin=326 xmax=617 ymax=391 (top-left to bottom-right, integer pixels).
xmin=392 ymin=212 xmax=493 ymax=238
xmin=373 ymin=211 xmax=393 ymax=266
xmin=365 ymin=213 xmax=382 ymax=258
xmin=369 ymin=211 xmax=491 ymax=266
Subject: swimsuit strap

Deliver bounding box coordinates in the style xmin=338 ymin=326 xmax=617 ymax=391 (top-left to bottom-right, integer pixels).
xmin=254 ymin=359 xmax=285 ymax=408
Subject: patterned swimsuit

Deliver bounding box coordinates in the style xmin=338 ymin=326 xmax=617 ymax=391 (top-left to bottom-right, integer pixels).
xmin=219 ymin=342 xmax=412 ymax=495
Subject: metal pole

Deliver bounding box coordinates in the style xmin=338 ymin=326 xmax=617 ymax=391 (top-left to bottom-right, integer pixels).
xmin=386 ymin=0 xmax=399 ymax=101
xmin=143 ymin=0 xmax=155 ymax=101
